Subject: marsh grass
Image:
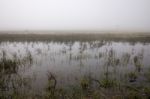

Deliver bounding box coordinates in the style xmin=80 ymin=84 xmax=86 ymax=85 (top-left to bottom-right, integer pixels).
xmin=128 ymin=72 xmax=138 ymax=82
xmin=99 ymin=78 xmax=117 ymax=88
xmin=0 ymin=50 xmax=33 ymax=99
xmin=0 ymin=39 xmax=150 ymax=99
xmin=44 ymin=72 xmax=150 ymax=99
xmin=0 ymin=51 xmax=20 ymax=74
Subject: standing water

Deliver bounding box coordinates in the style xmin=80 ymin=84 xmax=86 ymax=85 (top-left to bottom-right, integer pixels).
xmin=0 ymin=34 xmax=150 ymax=99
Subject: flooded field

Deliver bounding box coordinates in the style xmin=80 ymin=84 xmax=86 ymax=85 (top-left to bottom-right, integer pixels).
xmin=0 ymin=34 xmax=150 ymax=99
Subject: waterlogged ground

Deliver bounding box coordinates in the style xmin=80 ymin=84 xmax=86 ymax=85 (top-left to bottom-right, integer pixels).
xmin=0 ymin=35 xmax=150 ymax=99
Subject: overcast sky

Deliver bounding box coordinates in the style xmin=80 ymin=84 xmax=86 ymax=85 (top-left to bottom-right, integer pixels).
xmin=0 ymin=0 xmax=150 ymax=32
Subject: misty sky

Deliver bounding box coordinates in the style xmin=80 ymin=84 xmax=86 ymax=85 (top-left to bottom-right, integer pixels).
xmin=0 ymin=0 xmax=150 ymax=32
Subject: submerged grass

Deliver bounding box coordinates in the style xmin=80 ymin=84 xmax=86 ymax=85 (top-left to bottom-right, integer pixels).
xmin=99 ymin=78 xmax=117 ymax=88
xmin=128 ymin=72 xmax=138 ymax=82
xmin=0 ymin=52 xmax=149 ymax=99
xmin=0 ymin=50 xmax=33 ymax=99
xmin=0 ymin=40 xmax=150 ymax=99
xmin=43 ymin=70 xmax=150 ymax=99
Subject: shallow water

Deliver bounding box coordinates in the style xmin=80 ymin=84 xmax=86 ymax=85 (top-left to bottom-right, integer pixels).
xmin=0 ymin=39 xmax=150 ymax=98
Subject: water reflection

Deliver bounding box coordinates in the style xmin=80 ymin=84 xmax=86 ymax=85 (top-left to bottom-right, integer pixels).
xmin=0 ymin=40 xmax=150 ymax=98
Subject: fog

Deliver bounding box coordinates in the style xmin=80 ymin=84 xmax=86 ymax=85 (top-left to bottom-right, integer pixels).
xmin=0 ymin=0 xmax=150 ymax=32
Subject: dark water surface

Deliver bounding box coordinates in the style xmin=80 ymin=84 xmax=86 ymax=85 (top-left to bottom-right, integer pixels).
xmin=0 ymin=34 xmax=150 ymax=98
